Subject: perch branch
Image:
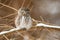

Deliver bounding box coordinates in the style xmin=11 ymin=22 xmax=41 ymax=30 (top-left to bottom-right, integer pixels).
xmin=0 ymin=22 xmax=60 ymax=35
xmin=36 ymin=23 xmax=60 ymax=28
xmin=0 ymin=27 xmax=21 ymax=35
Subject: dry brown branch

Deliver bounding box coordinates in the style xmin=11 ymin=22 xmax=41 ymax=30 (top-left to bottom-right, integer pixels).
xmin=0 ymin=2 xmax=17 ymax=11
xmin=40 ymin=16 xmax=45 ymax=22
xmin=0 ymin=13 xmax=17 ymax=19
xmin=9 ymin=18 xmax=15 ymax=23
xmin=3 ymin=35 xmax=9 ymax=40
xmin=8 ymin=0 xmax=13 ymax=5
xmin=27 ymin=0 xmax=32 ymax=8
xmin=10 ymin=26 xmax=25 ymax=38
xmin=0 ymin=0 xmax=8 ymax=8
xmin=30 ymin=5 xmax=33 ymax=11
xmin=20 ymin=0 xmax=26 ymax=8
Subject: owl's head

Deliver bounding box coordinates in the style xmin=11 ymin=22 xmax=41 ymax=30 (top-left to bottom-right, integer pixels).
xmin=18 ymin=8 xmax=30 ymax=16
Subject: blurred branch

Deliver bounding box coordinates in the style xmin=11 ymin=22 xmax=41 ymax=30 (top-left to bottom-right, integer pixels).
xmin=27 ymin=0 xmax=32 ymax=8
xmin=0 ymin=2 xmax=18 ymax=11
xmin=0 ymin=22 xmax=60 ymax=36
xmin=0 ymin=28 xmax=20 ymax=35
xmin=8 ymin=18 xmax=15 ymax=25
xmin=36 ymin=23 xmax=60 ymax=28
xmin=30 ymin=5 xmax=33 ymax=11
xmin=3 ymin=35 xmax=9 ymax=40
xmin=21 ymin=0 xmax=26 ymax=8
xmin=40 ymin=16 xmax=45 ymax=22
xmin=0 ymin=0 xmax=8 ymax=8
xmin=0 ymin=24 xmax=24 ymax=38
xmin=8 ymin=0 xmax=13 ymax=6
xmin=0 ymin=13 xmax=17 ymax=19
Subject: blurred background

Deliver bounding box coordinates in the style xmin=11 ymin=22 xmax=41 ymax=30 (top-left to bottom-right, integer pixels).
xmin=0 ymin=0 xmax=60 ymax=40
xmin=0 ymin=0 xmax=60 ymax=27
xmin=0 ymin=0 xmax=33 ymax=27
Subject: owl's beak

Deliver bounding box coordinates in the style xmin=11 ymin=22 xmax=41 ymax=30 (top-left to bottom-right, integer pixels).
xmin=23 ymin=12 xmax=26 ymax=16
xmin=22 ymin=11 xmax=29 ymax=16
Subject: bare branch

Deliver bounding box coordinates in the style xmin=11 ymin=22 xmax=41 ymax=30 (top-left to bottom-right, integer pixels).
xmin=0 ymin=2 xmax=18 ymax=11
xmin=36 ymin=23 xmax=60 ymax=28
xmin=3 ymin=35 xmax=9 ymax=40
xmin=0 ymin=28 xmax=20 ymax=35
xmin=40 ymin=16 xmax=45 ymax=22
xmin=0 ymin=13 xmax=17 ymax=19
xmin=20 ymin=0 xmax=26 ymax=8
xmin=0 ymin=0 xmax=8 ymax=8
xmin=27 ymin=0 xmax=32 ymax=8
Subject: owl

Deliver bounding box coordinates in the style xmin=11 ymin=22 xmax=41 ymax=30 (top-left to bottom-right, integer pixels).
xmin=15 ymin=8 xmax=32 ymax=30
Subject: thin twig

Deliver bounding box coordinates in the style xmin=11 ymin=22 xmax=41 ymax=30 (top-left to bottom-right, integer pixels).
xmin=20 ymin=0 xmax=26 ymax=8
xmin=16 ymin=31 xmax=24 ymax=38
xmin=0 ymin=2 xmax=17 ymax=11
xmin=32 ymin=18 xmax=41 ymax=23
xmin=0 ymin=0 xmax=8 ymax=8
xmin=30 ymin=6 xmax=33 ymax=11
xmin=27 ymin=0 xmax=32 ymax=8
xmin=0 ymin=13 xmax=17 ymax=19
xmin=9 ymin=18 xmax=15 ymax=23
xmin=3 ymin=35 xmax=9 ymax=40
xmin=8 ymin=0 xmax=13 ymax=5
xmin=40 ymin=16 xmax=45 ymax=22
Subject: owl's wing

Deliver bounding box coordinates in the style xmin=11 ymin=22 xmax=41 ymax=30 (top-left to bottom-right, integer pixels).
xmin=15 ymin=15 xmax=21 ymax=27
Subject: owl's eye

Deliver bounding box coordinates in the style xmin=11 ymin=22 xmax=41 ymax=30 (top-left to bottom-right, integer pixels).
xmin=21 ymin=12 xmax=24 ymax=13
xmin=21 ymin=11 xmax=24 ymax=13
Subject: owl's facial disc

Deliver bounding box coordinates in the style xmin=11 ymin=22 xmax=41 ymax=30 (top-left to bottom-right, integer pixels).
xmin=18 ymin=8 xmax=30 ymax=16
xmin=22 ymin=11 xmax=27 ymax=16
xmin=21 ymin=8 xmax=30 ymax=16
